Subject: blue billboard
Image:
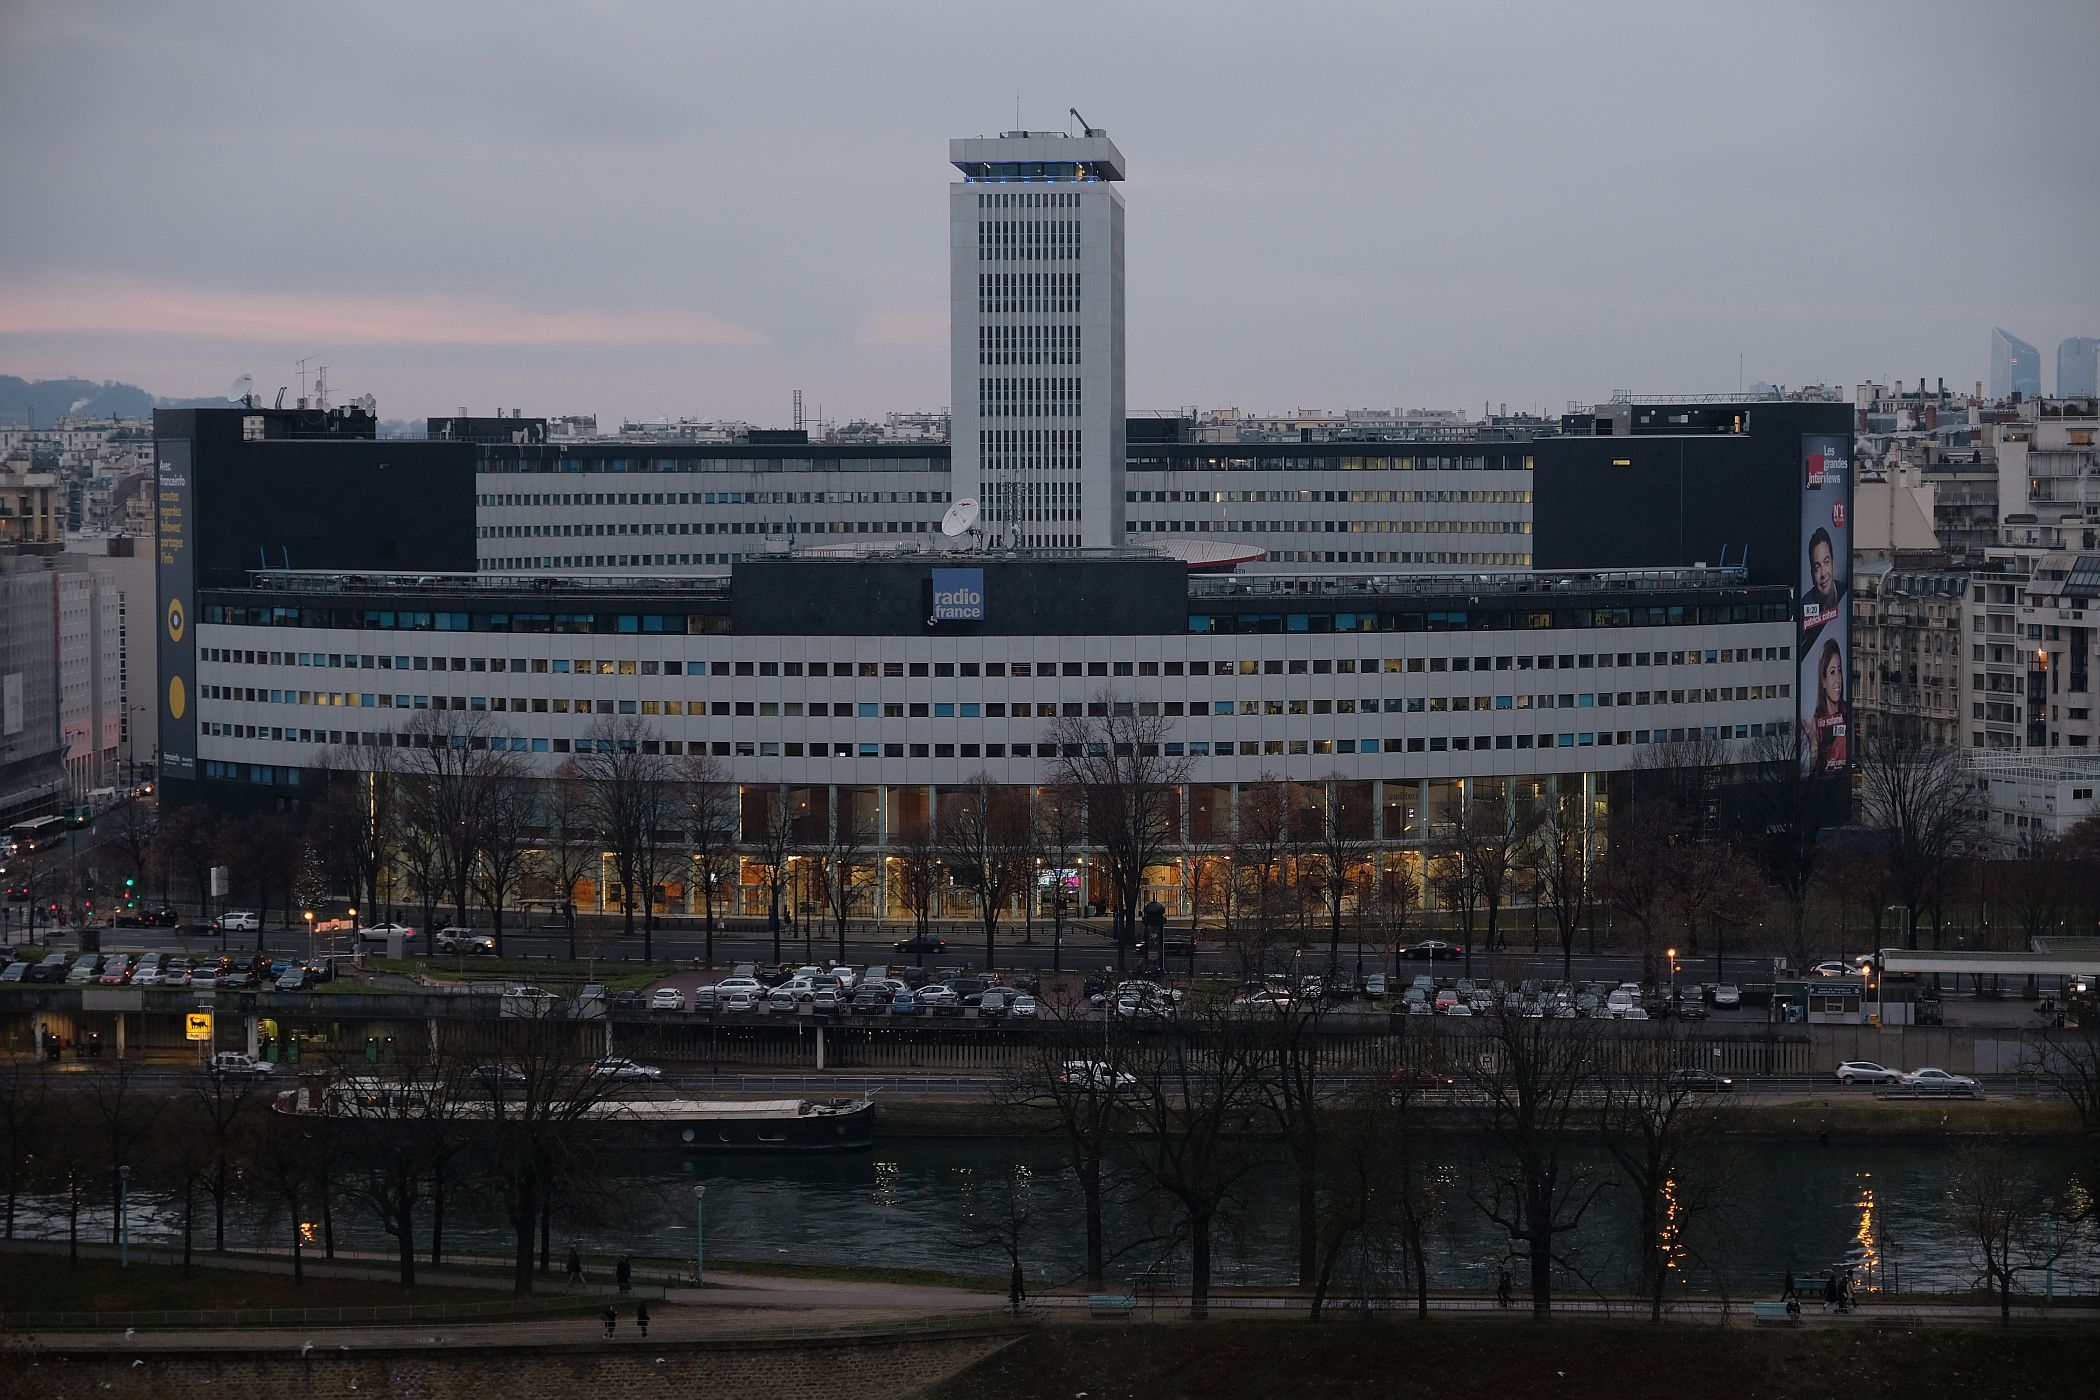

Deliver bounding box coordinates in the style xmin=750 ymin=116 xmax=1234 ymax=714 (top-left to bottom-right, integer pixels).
xmin=930 ymin=567 xmax=985 ymax=622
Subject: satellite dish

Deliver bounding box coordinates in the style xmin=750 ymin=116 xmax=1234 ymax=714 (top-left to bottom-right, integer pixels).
xmin=226 ymin=374 xmax=254 ymax=405
xmin=941 ymin=496 xmax=982 ymax=539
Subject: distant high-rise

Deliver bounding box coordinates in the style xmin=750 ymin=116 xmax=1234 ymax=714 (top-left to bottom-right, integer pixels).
xmin=1992 ymin=327 xmax=2042 ymax=399
xmin=2059 ymin=337 xmax=2100 ymax=398
xmin=950 ymin=124 xmax=1125 ymax=549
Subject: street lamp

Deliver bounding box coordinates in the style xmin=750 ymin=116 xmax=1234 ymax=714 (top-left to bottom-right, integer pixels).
xmin=1667 ymin=947 xmax=1678 ymax=1008
xmin=118 ymin=1164 xmax=130 ymax=1267
xmin=693 ymin=1184 xmax=707 ymax=1285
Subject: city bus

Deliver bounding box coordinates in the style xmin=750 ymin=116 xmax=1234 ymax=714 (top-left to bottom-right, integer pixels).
xmin=7 ymin=815 xmax=69 ymax=853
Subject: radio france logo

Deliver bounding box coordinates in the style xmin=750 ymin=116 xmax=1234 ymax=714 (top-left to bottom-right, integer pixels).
xmin=930 ymin=567 xmax=985 ymax=622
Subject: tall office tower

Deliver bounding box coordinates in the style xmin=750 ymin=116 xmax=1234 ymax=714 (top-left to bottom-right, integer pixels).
xmin=2059 ymin=337 xmax=2100 ymax=398
xmin=950 ymin=124 xmax=1125 ymax=549
xmin=1992 ymin=327 xmax=2042 ymax=400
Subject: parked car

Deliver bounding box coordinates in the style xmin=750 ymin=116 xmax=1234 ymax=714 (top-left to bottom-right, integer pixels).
xmin=0 ymin=961 xmax=26 ymax=983
xmin=978 ymin=989 xmax=1012 ymax=1019
xmin=358 ymin=921 xmax=418 ymax=943
xmin=1668 ymin=1067 xmax=1734 ymax=1093
xmin=1899 ymin=1067 xmax=1980 ymax=1092
xmin=1363 ymin=973 xmax=1388 ymax=998
xmin=436 ymin=927 xmax=496 ymax=955
xmin=690 ymin=984 xmax=720 ymax=1012
xmin=1056 ymin=1060 xmax=1136 ymax=1090
xmin=721 ymin=987 xmax=759 ymax=1013
xmin=97 ymin=956 xmax=132 ymax=986
xmin=887 ymin=988 xmax=922 ymax=1016
xmin=209 ymin=1051 xmax=270 ymax=1078
xmin=1010 ymin=992 xmax=1038 ymax=1019
xmin=1711 ymin=983 xmax=1742 ymax=1009
xmin=1835 ymin=1060 xmax=1903 ymax=1085
xmin=919 ymin=984 xmax=963 ymax=1017
xmin=893 ymin=933 xmax=948 ymax=955
xmin=28 ymin=953 xmax=68 ymax=982
xmin=215 ymin=910 xmax=260 ymax=933
xmin=1811 ymin=960 xmax=1849 ymax=978
xmin=220 ymin=970 xmax=255 ymax=990
xmin=1389 ymin=1066 xmax=1456 ymax=1092
xmin=273 ymin=967 xmax=307 ymax=992
xmin=947 ymin=977 xmax=989 ymax=1006
xmin=1402 ymin=940 xmax=1464 ymax=961
xmin=713 ymin=976 xmax=765 ymax=998
xmin=589 ymin=1057 xmax=662 ymax=1080
xmin=851 ymin=985 xmax=891 ymax=1015
xmin=648 ymin=988 xmax=687 ymax=1012
xmin=190 ymin=967 xmax=220 ymax=990
xmin=473 ymin=1064 xmax=528 ymax=1088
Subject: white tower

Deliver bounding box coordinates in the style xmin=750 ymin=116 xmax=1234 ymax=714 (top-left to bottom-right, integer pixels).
xmin=949 ymin=123 xmax=1126 ymax=550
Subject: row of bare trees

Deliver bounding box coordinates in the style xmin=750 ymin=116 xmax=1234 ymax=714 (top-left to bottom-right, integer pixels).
xmin=0 ymin=1017 xmax=655 ymax=1295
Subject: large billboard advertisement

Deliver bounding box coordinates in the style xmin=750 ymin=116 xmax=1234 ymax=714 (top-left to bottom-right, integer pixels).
xmin=1798 ymin=433 xmax=1851 ymax=774
xmin=156 ymin=438 xmax=197 ymax=781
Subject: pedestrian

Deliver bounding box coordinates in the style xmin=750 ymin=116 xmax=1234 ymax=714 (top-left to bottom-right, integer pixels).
xmin=616 ymin=1254 xmax=632 ymax=1295
xmin=601 ymin=1304 xmax=616 ymax=1339
xmin=1781 ymin=1269 xmax=1797 ymax=1302
xmin=1822 ymin=1273 xmax=1839 ymax=1313
xmin=1496 ymin=1267 xmax=1513 ymax=1309
xmin=1840 ymin=1272 xmax=1855 ymax=1314
xmin=566 ymin=1246 xmax=585 ymax=1289
xmin=635 ymin=1301 xmax=650 ymax=1337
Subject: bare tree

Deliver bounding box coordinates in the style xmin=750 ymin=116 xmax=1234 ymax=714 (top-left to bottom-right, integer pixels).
xmin=954 ymin=1155 xmax=1041 ymax=1315
xmin=573 ymin=715 xmax=675 ymax=954
xmin=1945 ymin=1140 xmax=2072 ymax=1323
xmin=1247 ymin=995 xmax=1341 ymax=1287
xmin=472 ymin=768 xmax=540 ymax=954
xmin=315 ymin=744 xmax=398 ymax=922
xmin=1467 ymin=1004 xmax=1608 ymax=1319
xmin=1599 ymin=1027 xmax=1739 ymax=1320
xmin=683 ymin=751 xmax=739 ymax=964
xmin=159 ymin=802 xmax=221 ymax=921
xmin=1860 ymin=744 xmax=1982 ymax=947
xmin=745 ymin=783 xmax=798 ymax=963
xmin=396 ymin=709 xmax=522 ymax=933
xmin=1121 ymin=1006 xmax=1266 ymax=1314
xmin=185 ymin=1063 xmax=267 ymax=1252
xmin=891 ymin=817 xmax=941 ymax=955
xmin=1533 ymin=786 xmax=1596 ymax=982
xmin=1045 ymin=693 xmax=1191 ymax=971
xmin=1741 ymin=726 xmax=1831 ymax=970
xmin=541 ymin=763 xmax=599 ymax=961
xmin=1229 ymin=774 xmax=1298 ymax=982
xmin=808 ymin=798 xmax=878 ymax=966
xmin=1307 ymin=774 xmax=1375 ymax=984
xmin=939 ymin=774 xmax=1033 ymax=971
xmin=83 ymin=1058 xmax=162 ymax=1245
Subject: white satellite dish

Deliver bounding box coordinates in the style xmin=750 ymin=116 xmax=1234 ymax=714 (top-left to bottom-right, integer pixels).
xmin=941 ymin=496 xmax=982 ymax=539
xmin=226 ymin=374 xmax=254 ymax=405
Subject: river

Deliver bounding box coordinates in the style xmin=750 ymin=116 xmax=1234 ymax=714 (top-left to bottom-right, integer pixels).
xmin=18 ymin=1133 xmax=2098 ymax=1301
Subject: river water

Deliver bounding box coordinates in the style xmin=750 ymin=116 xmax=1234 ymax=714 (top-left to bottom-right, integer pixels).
xmin=21 ymin=1135 xmax=2099 ymax=1300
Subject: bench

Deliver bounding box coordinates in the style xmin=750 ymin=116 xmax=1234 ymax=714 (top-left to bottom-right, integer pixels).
xmin=1751 ymin=1300 xmax=1800 ymax=1326
xmin=1088 ymin=1293 xmax=1136 ymax=1318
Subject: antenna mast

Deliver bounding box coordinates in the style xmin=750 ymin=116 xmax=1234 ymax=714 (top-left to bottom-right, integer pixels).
xmin=295 ymin=354 xmax=321 ymax=409
xmin=793 ymin=389 xmax=805 ymax=435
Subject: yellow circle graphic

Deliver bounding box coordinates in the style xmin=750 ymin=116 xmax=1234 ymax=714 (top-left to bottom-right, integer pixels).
xmin=168 ymin=675 xmax=186 ymax=720
xmin=166 ymin=598 xmax=186 ymax=642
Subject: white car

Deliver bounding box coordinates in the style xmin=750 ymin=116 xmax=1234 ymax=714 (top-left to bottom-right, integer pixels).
xmin=1835 ymin=1060 xmax=1902 ymax=1085
xmin=436 ymin=928 xmax=496 ymax=955
xmin=1711 ymin=983 xmax=1741 ymax=1008
xmin=1900 ymin=1067 xmax=1980 ymax=1093
xmin=648 ymin=988 xmax=686 ymax=1012
xmin=1055 ymin=1060 xmax=1136 ymax=1090
xmin=590 ymin=1057 xmax=662 ymax=1080
xmin=713 ymin=976 xmax=765 ymax=997
xmin=217 ymin=911 xmax=260 ymax=933
xmin=1010 ymin=993 xmax=1038 ymax=1019
xmin=721 ymin=987 xmax=759 ymax=1012
xmin=358 ymin=921 xmax=418 ymax=943
xmin=770 ymin=976 xmax=823 ymax=1004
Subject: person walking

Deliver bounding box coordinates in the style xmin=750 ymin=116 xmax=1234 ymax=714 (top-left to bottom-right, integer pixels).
xmin=1495 ymin=1267 xmax=1513 ymax=1309
xmin=1822 ymin=1273 xmax=1839 ymax=1313
xmin=1839 ymin=1272 xmax=1855 ymax=1314
xmin=616 ymin=1255 xmax=632 ymax=1295
xmin=1781 ymin=1269 xmax=1797 ymax=1302
xmin=566 ymin=1247 xmax=585 ymax=1289
xmin=635 ymin=1301 xmax=650 ymax=1338
xmin=601 ymin=1304 xmax=617 ymax=1339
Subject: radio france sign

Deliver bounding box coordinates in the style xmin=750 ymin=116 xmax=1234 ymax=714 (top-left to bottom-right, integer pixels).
xmin=930 ymin=568 xmax=985 ymax=622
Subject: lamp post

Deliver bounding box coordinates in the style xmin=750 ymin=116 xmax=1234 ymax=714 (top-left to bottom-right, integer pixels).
xmin=117 ymin=1164 xmax=130 ymax=1267
xmin=304 ymin=909 xmax=315 ymax=974
xmin=1667 ymin=946 xmax=1678 ymax=1010
xmin=692 ymin=1184 xmax=706 ymax=1285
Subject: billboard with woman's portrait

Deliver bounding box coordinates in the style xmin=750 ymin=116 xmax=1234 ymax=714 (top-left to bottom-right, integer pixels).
xmin=1798 ymin=434 xmax=1851 ymax=774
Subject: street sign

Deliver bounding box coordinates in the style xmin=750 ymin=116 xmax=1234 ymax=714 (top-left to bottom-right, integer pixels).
xmin=185 ymin=1011 xmax=213 ymax=1042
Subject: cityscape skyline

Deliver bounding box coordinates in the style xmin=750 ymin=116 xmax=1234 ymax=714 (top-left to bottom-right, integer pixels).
xmin=2 ymin=0 xmax=2097 ymax=424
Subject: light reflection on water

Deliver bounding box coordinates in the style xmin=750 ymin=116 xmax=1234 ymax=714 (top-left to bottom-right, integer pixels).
xmin=16 ymin=1136 xmax=2100 ymax=1296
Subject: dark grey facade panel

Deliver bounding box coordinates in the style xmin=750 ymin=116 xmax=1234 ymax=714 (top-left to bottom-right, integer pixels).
xmin=731 ymin=557 xmax=1188 ymax=636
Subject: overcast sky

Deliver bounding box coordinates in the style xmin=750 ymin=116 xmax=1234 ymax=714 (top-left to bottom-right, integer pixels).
xmin=3 ymin=0 xmax=2095 ymax=425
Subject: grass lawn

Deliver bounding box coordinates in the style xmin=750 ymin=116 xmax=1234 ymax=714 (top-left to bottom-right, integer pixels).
xmin=0 ymin=1251 xmax=521 ymax=1317
xmin=925 ymin=1319 xmax=2092 ymax=1400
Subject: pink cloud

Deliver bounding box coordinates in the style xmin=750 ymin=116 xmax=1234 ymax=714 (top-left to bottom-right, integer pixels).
xmin=0 ymin=276 xmax=767 ymax=348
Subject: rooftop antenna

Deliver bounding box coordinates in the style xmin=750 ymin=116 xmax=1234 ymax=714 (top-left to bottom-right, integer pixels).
xmin=793 ymin=389 xmax=805 ymax=435
xmin=295 ymin=354 xmax=321 ymax=409
xmin=1070 ymin=107 xmax=1096 ymax=137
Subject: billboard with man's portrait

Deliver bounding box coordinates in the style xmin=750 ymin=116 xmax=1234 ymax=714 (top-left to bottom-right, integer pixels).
xmin=1798 ymin=434 xmax=1851 ymax=775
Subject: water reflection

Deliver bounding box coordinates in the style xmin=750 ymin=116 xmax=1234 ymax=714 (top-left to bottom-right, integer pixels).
xmin=1848 ymin=1171 xmax=1881 ymax=1292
